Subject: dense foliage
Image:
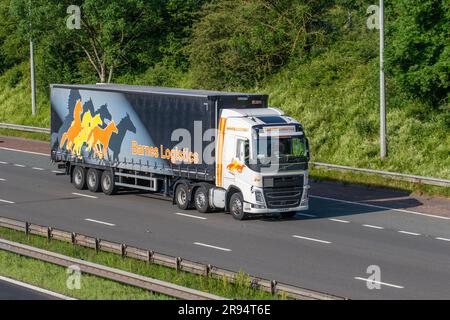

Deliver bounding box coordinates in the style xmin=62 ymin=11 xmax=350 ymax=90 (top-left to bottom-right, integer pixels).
xmin=0 ymin=0 xmax=448 ymax=177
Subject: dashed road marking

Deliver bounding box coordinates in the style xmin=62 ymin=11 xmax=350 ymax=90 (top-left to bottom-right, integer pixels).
xmin=362 ymin=224 xmax=384 ymax=230
xmin=32 ymin=167 xmax=45 ymax=171
xmin=72 ymin=192 xmax=98 ymax=199
xmin=0 ymin=161 xmax=7 ymax=164
xmin=398 ymin=230 xmax=421 ymax=236
xmin=329 ymin=218 xmax=350 ymax=224
xmin=436 ymin=237 xmax=450 ymax=242
xmin=354 ymin=277 xmax=404 ymax=289
xmin=0 ymin=199 xmax=15 ymax=204
xmin=194 ymin=242 xmax=231 ymax=252
xmin=174 ymin=212 xmax=207 ymax=220
xmin=13 ymin=164 xmax=25 ymax=168
xmin=0 ymin=178 xmax=5 ymax=181
xmin=85 ymin=218 xmax=115 ymax=227
xmin=292 ymin=235 xmax=332 ymax=244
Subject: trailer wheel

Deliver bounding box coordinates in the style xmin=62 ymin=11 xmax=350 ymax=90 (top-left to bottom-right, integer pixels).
xmin=194 ymin=186 xmax=211 ymax=213
xmin=230 ymin=192 xmax=248 ymax=220
xmin=72 ymin=166 xmax=86 ymax=190
xmin=175 ymin=184 xmax=190 ymax=210
xmin=101 ymin=170 xmax=117 ymax=195
xmin=87 ymin=168 xmax=101 ymax=192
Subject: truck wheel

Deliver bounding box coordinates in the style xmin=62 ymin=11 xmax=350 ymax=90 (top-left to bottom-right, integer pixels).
xmin=280 ymin=212 xmax=297 ymax=219
xmin=194 ymin=186 xmax=211 ymax=213
xmin=229 ymin=193 xmax=248 ymax=220
xmin=87 ymin=168 xmax=101 ymax=192
xmin=72 ymin=166 xmax=86 ymax=190
xmin=101 ymin=170 xmax=117 ymax=195
xmin=175 ymin=184 xmax=190 ymax=210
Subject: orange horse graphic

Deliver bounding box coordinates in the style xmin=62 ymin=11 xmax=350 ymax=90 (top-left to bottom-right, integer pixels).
xmin=60 ymin=99 xmax=83 ymax=150
xmin=87 ymin=122 xmax=118 ymax=159
xmin=227 ymin=159 xmax=246 ymax=174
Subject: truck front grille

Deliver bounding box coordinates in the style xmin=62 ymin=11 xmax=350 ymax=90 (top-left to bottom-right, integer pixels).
xmin=263 ymin=187 xmax=303 ymax=209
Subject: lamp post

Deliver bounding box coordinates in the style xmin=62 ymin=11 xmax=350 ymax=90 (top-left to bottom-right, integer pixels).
xmin=29 ymin=0 xmax=36 ymax=116
xmin=379 ymin=0 xmax=386 ymax=160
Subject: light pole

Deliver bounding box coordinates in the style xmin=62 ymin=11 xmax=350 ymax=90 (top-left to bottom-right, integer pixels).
xmin=379 ymin=0 xmax=386 ymax=160
xmin=29 ymin=0 xmax=36 ymax=116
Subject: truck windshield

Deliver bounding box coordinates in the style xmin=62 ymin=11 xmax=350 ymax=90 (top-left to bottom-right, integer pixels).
xmin=256 ymin=136 xmax=308 ymax=163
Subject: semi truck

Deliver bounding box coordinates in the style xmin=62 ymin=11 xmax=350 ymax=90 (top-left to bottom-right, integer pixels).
xmin=50 ymin=84 xmax=310 ymax=220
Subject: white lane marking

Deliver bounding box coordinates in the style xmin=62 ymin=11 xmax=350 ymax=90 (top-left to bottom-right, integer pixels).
xmin=354 ymin=277 xmax=404 ymax=289
xmin=363 ymin=224 xmax=384 ymax=230
xmin=193 ymin=242 xmax=231 ymax=252
xmin=52 ymin=170 xmax=63 ymax=174
xmin=13 ymin=164 xmax=25 ymax=168
xmin=0 ymin=275 xmax=76 ymax=300
xmin=310 ymin=195 xmax=450 ymax=220
xmin=0 ymin=147 xmax=48 ymax=157
xmin=398 ymin=230 xmax=421 ymax=236
xmin=72 ymin=192 xmax=98 ymax=199
xmin=0 ymin=199 xmax=15 ymax=204
xmin=0 ymin=161 xmax=7 ymax=164
xmin=174 ymin=212 xmax=207 ymax=220
xmin=0 ymin=178 xmax=5 ymax=181
xmin=85 ymin=218 xmax=115 ymax=227
xmin=296 ymin=213 xmax=317 ymax=218
xmin=292 ymin=235 xmax=332 ymax=244
xmin=32 ymin=167 xmax=45 ymax=171
xmin=436 ymin=237 xmax=450 ymax=242
xmin=329 ymin=218 xmax=350 ymax=224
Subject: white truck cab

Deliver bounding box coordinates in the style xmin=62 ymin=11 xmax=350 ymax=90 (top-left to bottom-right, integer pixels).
xmin=213 ymin=107 xmax=310 ymax=220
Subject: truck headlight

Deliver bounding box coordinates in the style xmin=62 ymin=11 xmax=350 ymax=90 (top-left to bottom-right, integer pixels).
xmin=255 ymin=190 xmax=264 ymax=203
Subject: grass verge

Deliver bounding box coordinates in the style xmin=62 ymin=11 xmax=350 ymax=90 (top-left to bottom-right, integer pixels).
xmin=311 ymin=168 xmax=450 ymax=198
xmin=0 ymin=128 xmax=50 ymax=142
xmin=0 ymin=250 xmax=169 ymax=300
xmin=0 ymin=227 xmax=279 ymax=300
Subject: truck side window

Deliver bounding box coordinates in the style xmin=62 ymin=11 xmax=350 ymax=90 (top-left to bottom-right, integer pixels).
xmin=236 ymin=139 xmax=249 ymax=164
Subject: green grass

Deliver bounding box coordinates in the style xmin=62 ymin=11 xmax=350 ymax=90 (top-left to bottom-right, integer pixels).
xmin=0 ymin=250 xmax=169 ymax=300
xmin=310 ymin=167 xmax=450 ymax=198
xmin=0 ymin=27 xmax=448 ymax=195
xmin=0 ymin=227 xmax=279 ymax=300
xmin=0 ymin=128 xmax=50 ymax=142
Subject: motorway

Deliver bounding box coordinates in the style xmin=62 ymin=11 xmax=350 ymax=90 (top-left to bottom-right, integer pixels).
xmin=0 ymin=143 xmax=449 ymax=300
xmin=0 ymin=277 xmax=60 ymax=300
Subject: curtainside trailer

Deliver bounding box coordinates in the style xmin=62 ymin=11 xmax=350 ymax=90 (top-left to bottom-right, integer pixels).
xmin=50 ymin=84 xmax=310 ymax=220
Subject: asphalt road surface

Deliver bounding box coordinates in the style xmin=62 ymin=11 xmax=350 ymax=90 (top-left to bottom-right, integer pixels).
xmin=0 ymin=146 xmax=449 ymax=300
xmin=0 ymin=278 xmax=58 ymax=300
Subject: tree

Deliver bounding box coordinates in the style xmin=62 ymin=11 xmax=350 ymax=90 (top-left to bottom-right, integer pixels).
xmin=385 ymin=0 xmax=449 ymax=106
xmin=189 ymin=0 xmax=334 ymax=89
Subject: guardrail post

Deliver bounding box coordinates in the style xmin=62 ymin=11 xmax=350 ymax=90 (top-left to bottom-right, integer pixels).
xmin=95 ymin=238 xmax=99 ymax=253
xmin=206 ymin=264 xmax=212 ymax=277
xmin=270 ymin=280 xmax=277 ymax=296
xmin=71 ymin=232 xmax=76 ymax=245
xmin=121 ymin=244 xmax=126 ymax=257
xmin=175 ymin=257 xmax=182 ymax=272
xmin=47 ymin=227 xmax=52 ymax=241
xmin=147 ymin=250 xmax=154 ymax=264
xmin=25 ymin=222 xmax=30 ymax=236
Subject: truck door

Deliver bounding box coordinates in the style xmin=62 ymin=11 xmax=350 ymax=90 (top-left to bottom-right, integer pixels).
xmin=221 ymin=135 xmax=236 ymax=189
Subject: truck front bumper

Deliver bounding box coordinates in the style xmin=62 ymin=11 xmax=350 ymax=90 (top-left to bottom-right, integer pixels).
xmin=243 ymin=202 xmax=309 ymax=215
